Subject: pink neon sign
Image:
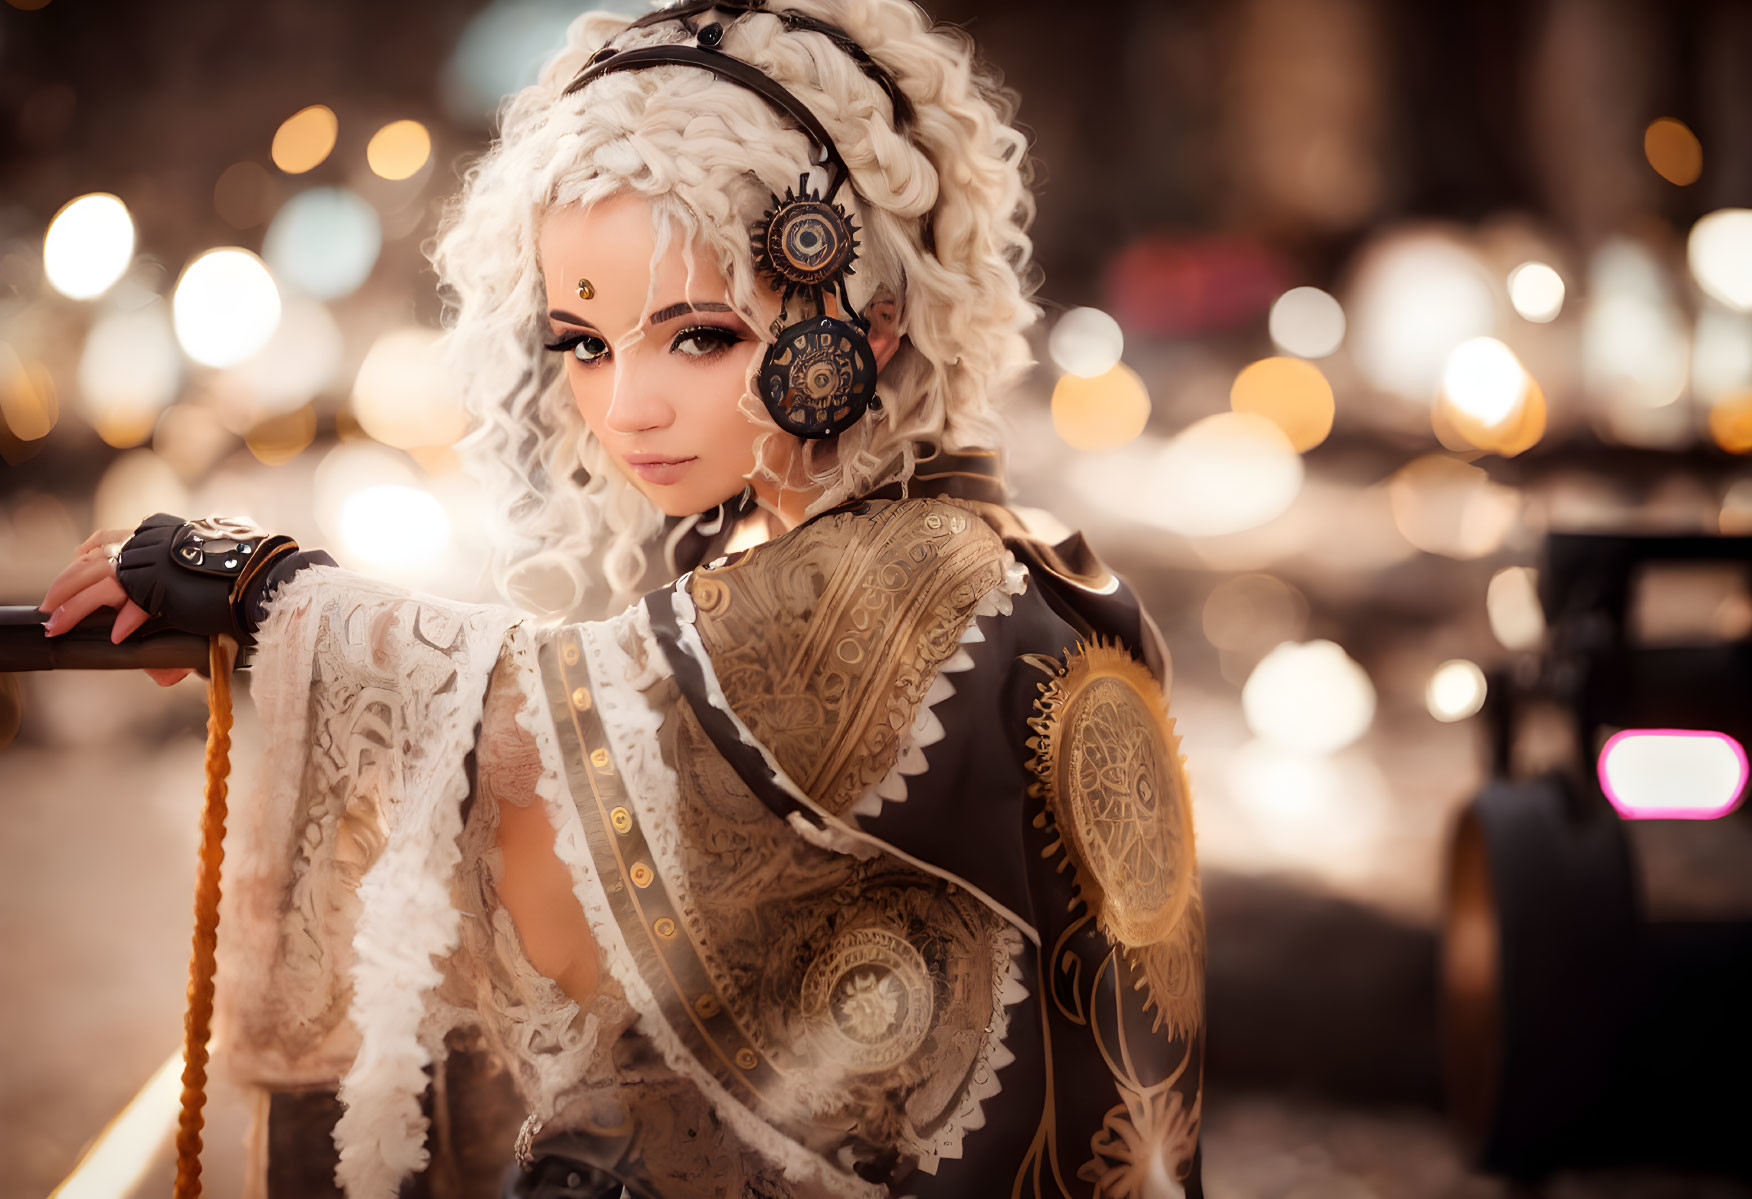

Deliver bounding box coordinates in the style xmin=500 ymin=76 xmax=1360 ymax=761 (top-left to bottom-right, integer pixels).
xmin=1597 ymin=729 xmax=1750 ymax=821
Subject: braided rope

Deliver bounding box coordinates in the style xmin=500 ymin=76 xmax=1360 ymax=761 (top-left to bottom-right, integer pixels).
xmin=173 ymin=636 xmax=236 ymax=1199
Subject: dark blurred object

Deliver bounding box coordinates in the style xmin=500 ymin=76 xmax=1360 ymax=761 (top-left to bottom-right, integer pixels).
xmin=0 ymin=605 xmax=212 ymax=672
xmin=1443 ymin=533 xmax=1752 ymax=1178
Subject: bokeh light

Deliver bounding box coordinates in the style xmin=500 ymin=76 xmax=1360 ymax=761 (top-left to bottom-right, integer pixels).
xmin=172 ymin=248 xmax=282 ymax=368
xmin=1050 ymin=362 xmax=1150 ymax=451
xmin=352 ymin=326 xmax=469 ymax=450
xmin=42 ymin=193 xmax=135 ymax=300
xmin=1049 ymin=307 xmax=1126 ymax=378
xmin=1202 ymin=573 xmax=1309 ymax=654
xmin=1507 ymin=261 xmax=1565 ymax=323
xmin=1643 ymin=117 xmax=1703 ymax=187
xmin=78 ymin=302 xmax=182 ymax=447
xmin=1224 ymin=741 xmax=1393 ymax=879
xmin=1267 ymin=286 xmax=1346 ymax=359
xmin=0 ymin=342 xmax=58 ymax=443
xmin=1387 ymin=456 xmax=1521 ymax=559
xmin=1349 ymin=231 xmax=1496 ymax=400
xmin=262 ymin=188 xmax=382 ymax=301
xmin=153 ymin=402 xmax=236 ymax=481
xmin=1688 ymin=209 xmax=1752 ymax=313
xmin=93 ymin=448 xmax=191 ymax=532
xmin=1487 ymin=566 xmax=1546 ymax=650
xmin=443 ymin=0 xmax=641 ymax=122
xmin=1441 ymin=337 xmax=1528 ymax=428
xmin=1693 ymin=306 xmax=1752 ymax=405
xmin=271 ymin=104 xmax=339 ymax=174
xmin=315 ymin=441 xmax=418 ymax=542
xmin=1435 ymin=373 xmax=1546 ymax=459
xmin=231 ymin=295 xmax=345 ymax=415
xmin=1228 ymin=356 xmax=1335 ymax=452
xmin=1426 ymin=659 xmax=1487 ymax=722
xmin=1147 ymin=413 xmax=1304 ymax=537
xmin=1584 ymin=238 xmax=1689 ymax=415
xmin=246 ymin=404 xmax=318 ymax=466
xmin=1242 ymin=639 xmax=1377 ymax=755
xmin=366 ymin=119 xmax=432 ymax=181
xmin=340 ymin=483 xmax=452 ymax=573
xmin=1707 ymin=391 xmax=1752 ymax=455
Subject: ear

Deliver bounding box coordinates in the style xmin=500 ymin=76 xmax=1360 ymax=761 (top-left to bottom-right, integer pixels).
xmin=866 ymin=296 xmax=903 ymax=371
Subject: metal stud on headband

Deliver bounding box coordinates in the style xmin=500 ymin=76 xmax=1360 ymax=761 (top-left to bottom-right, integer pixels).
xmin=563 ymin=7 xmax=894 ymax=439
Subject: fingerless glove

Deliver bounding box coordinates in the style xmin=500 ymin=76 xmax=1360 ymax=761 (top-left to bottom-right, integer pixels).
xmin=115 ymin=513 xmax=336 ymax=641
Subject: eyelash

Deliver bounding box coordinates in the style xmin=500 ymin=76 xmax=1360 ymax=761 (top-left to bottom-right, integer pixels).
xmin=542 ymin=325 xmax=744 ymax=367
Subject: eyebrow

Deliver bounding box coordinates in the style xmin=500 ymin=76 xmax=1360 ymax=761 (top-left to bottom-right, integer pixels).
xmin=647 ymin=301 xmax=733 ymax=325
xmin=546 ymin=301 xmax=736 ymax=329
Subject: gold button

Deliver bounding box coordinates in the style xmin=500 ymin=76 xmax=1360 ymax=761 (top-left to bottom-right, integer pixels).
xmin=696 ymin=994 xmax=721 ymax=1019
xmin=734 ymin=1048 xmax=757 ymax=1070
xmin=653 ymin=917 xmax=677 ymax=940
xmin=562 ymin=644 xmax=580 ymax=666
xmin=630 ymin=862 xmax=654 ymax=888
xmin=590 ymin=747 xmax=611 ymax=771
xmin=610 ymin=807 xmax=633 ymax=834
xmin=571 ymin=687 xmax=593 ymax=711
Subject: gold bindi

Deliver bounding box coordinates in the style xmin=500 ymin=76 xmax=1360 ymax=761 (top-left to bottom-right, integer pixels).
xmin=576 ymin=278 xmax=595 ymax=300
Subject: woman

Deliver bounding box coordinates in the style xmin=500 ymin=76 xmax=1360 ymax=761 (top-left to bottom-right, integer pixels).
xmin=42 ymin=2 xmax=1205 ymax=1196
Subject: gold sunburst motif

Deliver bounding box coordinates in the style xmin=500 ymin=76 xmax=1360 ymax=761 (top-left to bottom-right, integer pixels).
xmin=1028 ymin=639 xmax=1201 ymax=1033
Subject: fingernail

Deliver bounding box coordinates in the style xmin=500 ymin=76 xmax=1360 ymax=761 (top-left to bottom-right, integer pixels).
xmin=43 ymin=609 xmax=64 ymax=635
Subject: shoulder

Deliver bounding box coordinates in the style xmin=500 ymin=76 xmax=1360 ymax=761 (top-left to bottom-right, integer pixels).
xmin=687 ymin=496 xmax=1010 ymax=624
xmin=678 ymin=497 xmax=1015 ymax=816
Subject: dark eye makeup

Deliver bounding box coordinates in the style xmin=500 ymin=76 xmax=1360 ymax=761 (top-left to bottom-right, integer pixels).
xmin=542 ymin=324 xmax=745 ymax=365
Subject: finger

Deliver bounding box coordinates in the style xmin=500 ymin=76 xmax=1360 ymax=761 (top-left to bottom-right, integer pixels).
xmin=46 ymin=577 xmax=128 ymax=635
xmin=145 ymin=668 xmax=194 ymax=687
xmin=111 ymin=600 xmax=152 ymax=643
xmin=41 ymin=557 xmax=118 ymax=616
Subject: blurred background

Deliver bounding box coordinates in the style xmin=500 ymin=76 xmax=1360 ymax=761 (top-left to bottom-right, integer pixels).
xmin=4 ymin=0 xmax=1752 ymax=1195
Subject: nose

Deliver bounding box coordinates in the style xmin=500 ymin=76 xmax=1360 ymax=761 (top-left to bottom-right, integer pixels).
xmin=602 ymin=351 xmax=674 ymax=436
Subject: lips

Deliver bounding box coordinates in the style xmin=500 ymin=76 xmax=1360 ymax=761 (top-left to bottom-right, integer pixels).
xmin=625 ymin=454 xmax=697 ymax=485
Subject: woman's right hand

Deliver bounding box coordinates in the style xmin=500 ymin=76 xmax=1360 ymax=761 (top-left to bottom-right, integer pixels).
xmin=39 ymin=528 xmax=194 ymax=687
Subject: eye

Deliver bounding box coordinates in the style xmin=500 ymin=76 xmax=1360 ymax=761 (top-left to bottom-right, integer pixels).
xmin=673 ymin=326 xmax=744 ymax=359
xmin=543 ymin=332 xmax=611 ymax=365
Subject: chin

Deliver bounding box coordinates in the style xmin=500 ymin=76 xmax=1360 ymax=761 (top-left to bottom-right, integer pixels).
xmin=638 ymin=479 xmax=744 ymax=519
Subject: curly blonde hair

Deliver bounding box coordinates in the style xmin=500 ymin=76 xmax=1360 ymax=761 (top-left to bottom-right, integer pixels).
xmin=430 ymin=0 xmax=1040 ymax=619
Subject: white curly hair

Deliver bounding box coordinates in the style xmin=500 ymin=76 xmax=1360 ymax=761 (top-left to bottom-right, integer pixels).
xmin=430 ymin=0 xmax=1040 ymax=619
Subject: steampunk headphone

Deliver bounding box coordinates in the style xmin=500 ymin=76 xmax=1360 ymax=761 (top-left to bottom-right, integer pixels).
xmin=563 ymin=0 xmax=916 ymax=440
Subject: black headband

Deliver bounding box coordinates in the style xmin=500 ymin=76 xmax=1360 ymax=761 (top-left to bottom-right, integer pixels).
xmin=566 ymin=43 xmax=855 ymax=197
xmin=577 ymin=0 xmax=916 ymax=132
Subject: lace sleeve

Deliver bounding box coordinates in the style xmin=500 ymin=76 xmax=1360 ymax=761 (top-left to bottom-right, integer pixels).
xmin=211 ymin=565 xmax=525 ymax=1198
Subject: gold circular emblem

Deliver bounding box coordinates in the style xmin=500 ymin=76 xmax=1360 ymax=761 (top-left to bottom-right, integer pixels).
xmin=590 ymin=747 xmax=611 ymax=772
xmin=630 ymin=862 xmax=654 ymax=889
xmin=696 ymin=994 xmax=722 ymax=1019
xmin=1127 ymin=891 xmax=1206 ymax=1042
xmin=800 ymin=926 xmax=934 ymax=1074
xmin=734 ymin=1047 xmax=758 ymax=1070
xmin=562 ymin=644 xmax=580 ymax=666
xmin=1028 ymin=640 xmax=1194 ymax=949
xmin=609 ymin=807 xmax=633 ymax=835
xmin=571 ymin=686 xmax=593 ymax=711
xmin=653 ymin=917 xmax=677 ymax=940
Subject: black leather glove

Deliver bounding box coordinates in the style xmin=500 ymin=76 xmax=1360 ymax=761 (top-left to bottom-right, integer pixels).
xmin=115 ymin=513 xmax=322 ymax=642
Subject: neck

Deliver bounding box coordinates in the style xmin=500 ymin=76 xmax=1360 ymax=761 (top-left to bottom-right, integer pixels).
xmin=750 ymin=475 xmax=820 ymax=532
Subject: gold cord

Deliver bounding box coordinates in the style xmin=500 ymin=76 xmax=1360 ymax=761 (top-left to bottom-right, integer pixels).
xmin=173 ymin=636 xmax=236 ymax=1199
